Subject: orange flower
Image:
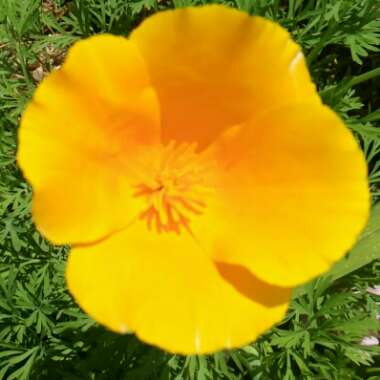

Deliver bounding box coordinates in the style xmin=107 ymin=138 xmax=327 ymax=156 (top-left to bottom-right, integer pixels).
xmin=17 ymin=5 xmax=369 ymax=354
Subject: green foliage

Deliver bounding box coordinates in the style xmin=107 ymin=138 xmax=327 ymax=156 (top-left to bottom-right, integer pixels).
xmin=1 ymin=0 xmax=380 ymax=379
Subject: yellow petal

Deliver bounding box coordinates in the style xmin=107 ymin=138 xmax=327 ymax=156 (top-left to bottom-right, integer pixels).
xmin=130 ymin=5 xmax=319 ymax=149
xmin=66 ymin=221 xmax=290 ymax=354
xmin=191 ymin=103 xmax=370 ymax=287
xmin=18 ymin=35 xmax=160 ymax=244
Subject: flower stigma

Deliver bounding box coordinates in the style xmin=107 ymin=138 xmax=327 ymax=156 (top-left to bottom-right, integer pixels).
xmin=134 ymin=141 xmax=213 ymax=234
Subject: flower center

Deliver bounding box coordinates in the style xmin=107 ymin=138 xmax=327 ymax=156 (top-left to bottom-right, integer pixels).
xmin=134 ymin=142 xmax=212 ymax=233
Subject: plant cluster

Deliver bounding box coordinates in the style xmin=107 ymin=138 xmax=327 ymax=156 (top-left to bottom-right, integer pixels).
xmin=0 ymin=0 xmax=379 ymax=379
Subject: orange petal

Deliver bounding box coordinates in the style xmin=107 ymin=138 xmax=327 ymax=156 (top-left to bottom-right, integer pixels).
xmin=191 ymin=103 xmax=370 ymax=287
xmin=130 ymin=5 xmax=319 ymax=149
xmin=18 ymin=35 xmax=160 ymax=245
xmin=66 ymin=221 xmax=290 ymax=354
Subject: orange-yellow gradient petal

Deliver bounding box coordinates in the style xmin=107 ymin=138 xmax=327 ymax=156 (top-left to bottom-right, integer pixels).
xmin=18 ymin=35 xmax=160 ymax=245
xmin=192 ymin=103 xmax=369 ymax=287
xmin=130 ymin=5 xmax=320 ymax=148
xmin=66 ymin=222 xmax=290 ymax=354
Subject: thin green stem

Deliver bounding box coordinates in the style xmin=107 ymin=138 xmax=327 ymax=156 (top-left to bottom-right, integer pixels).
xmin=16 ymin=42 xmax=33 ymax=89
xmin=320 ymin=67 xmax=380 ymax=98
xmin=349 ymin=67 xmax=380 ymax=87
xmin=307 ymin=23 xmax=337 ymax=66
xmin=360 ymin=108 xmax=380 ymax=123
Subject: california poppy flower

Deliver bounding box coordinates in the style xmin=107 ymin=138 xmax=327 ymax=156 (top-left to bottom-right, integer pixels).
xmin=17 ymin=5 xmax=369 ymax=354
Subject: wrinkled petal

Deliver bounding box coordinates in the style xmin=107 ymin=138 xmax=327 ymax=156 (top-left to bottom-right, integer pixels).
xmin=361 ymin=336 xmax=379 ymax=346
xmin=66 ymin=222 xmax=290 ymax=354
xmin=130 ymin=5 xmax=320 ymax=149
xmin=190 ymin=103 xmax=369 ymax=287
xmin=18 ymin=35 xmax=160 ymax=244
xmin=367 ymin=286 xmax=380 ymax=296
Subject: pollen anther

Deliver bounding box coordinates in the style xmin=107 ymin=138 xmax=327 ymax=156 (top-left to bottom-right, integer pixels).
xmin=134 ymin=142 xmax=211 ymax=233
